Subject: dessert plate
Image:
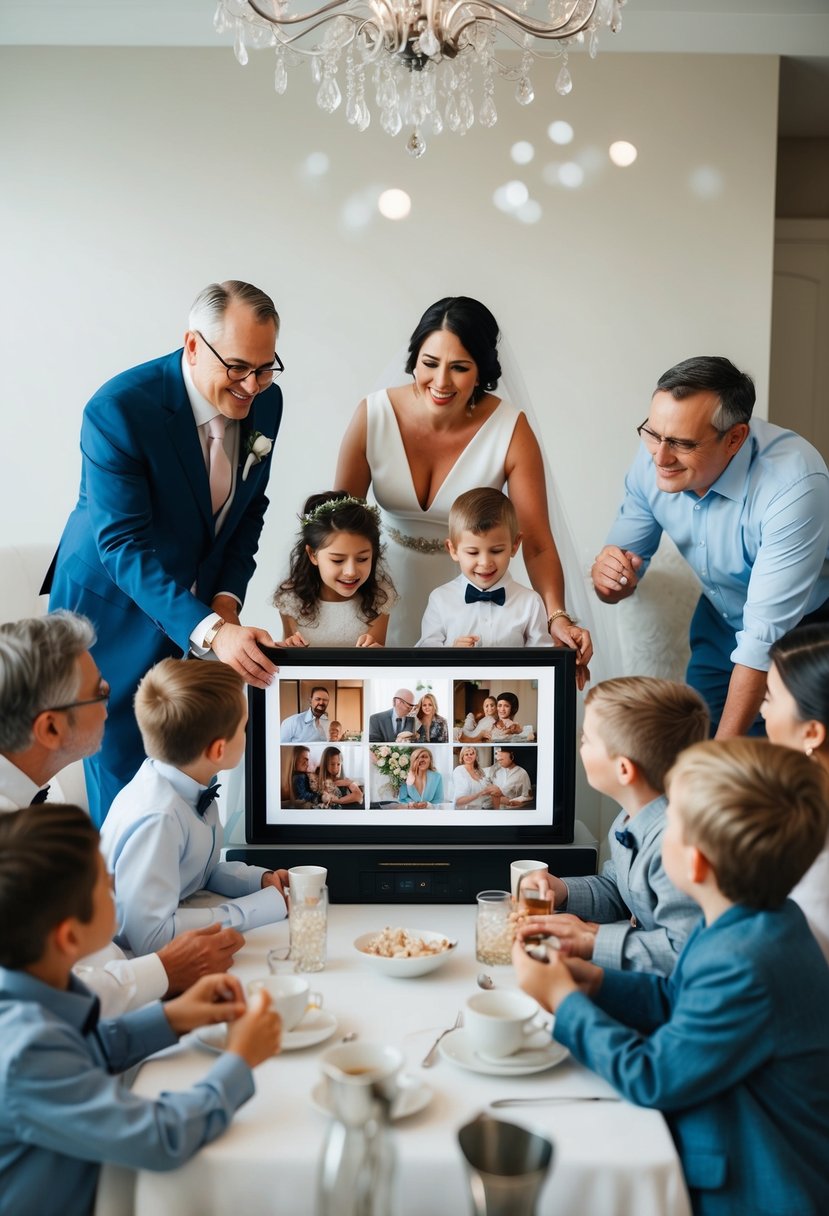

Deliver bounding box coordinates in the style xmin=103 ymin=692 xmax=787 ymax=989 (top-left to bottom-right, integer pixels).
xmin=194 ymin=1008 xmax=338 ymax=1054
xmin=438 ymin=1027 xmax=569 ymax=1076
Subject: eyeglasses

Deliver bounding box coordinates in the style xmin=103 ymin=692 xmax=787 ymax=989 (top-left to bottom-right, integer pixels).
xmin=43 ymin=680 xmax=111 ymax=714
xmin=196 ymin=331 xmax=284 ymax=385
xmin=394 ymin=697 xmax=416 ymax=710
xmin=636 ymin=419 xmax=729 ymax=454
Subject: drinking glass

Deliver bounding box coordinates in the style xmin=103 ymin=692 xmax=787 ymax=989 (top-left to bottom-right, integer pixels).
xmin=476 ymin=890 xmax=513 ymax=966
xmin=289 ymin=884 xmax=328 ymax=973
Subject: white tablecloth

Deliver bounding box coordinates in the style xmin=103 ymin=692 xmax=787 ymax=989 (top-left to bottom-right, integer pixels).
xmin=97 ymin=904 xmax=691 ymax=1216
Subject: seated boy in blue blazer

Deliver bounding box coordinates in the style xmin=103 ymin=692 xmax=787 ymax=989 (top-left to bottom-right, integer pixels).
xmin=520 ymin=676 xmax=709 ymax=975
xmin=514 ymin=738 xmax=829 ymax=1216
xmin=101 ymin=660 xmax=289 ymax=956
xmin=0 ymin=805 xmax=281 ymax=1216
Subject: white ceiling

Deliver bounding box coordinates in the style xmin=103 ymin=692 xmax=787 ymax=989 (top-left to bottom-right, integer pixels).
xmin=2 ymin=0 xmax=828 ymax=132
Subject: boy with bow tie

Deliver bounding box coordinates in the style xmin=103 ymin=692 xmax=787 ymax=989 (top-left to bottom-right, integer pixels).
xmin=523 ymin=678 xmax=709 ymax=976
xmin=417 ymin=488 xmax=553 ymax=648
xmin=101 ymin=660 xmax=288 ymax=957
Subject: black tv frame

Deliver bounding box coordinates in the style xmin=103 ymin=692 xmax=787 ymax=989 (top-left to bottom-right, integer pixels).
xmin=245 ymin=646 xmax=576 ymax=847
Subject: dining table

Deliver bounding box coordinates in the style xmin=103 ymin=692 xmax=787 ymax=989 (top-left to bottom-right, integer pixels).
xmin=96 ymin=903 xmax=692 ymax=1216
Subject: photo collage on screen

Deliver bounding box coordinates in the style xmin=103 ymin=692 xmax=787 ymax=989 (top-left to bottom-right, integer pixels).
xmin=275 ymin=675 xmax=541 ymax=812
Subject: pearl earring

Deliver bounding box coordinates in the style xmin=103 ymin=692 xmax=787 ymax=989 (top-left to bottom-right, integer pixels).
xmin=805 ymin=746 xmax=814 ymax=758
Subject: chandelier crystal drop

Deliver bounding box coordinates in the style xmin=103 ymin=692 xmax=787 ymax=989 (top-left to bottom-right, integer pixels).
xmin=215 ymin=0 xmax=627 ymax=154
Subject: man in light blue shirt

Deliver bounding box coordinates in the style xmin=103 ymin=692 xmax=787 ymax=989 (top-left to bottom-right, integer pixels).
xmin=592 ymin=357 xmax=829 ymax=736
xmin=280 ymin=685 xmax=331 ymax=742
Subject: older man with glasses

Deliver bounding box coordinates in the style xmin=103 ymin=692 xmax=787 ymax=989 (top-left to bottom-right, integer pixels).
xmin=592 ymin=356 xmax=829 ymax=738
xmin=368 ymin=688 xmax=418 ymax=743
xmin=45 ymin=280 xmax=284 ymax=824
xmin=0 ymin=612 xmax=244 ymax=1014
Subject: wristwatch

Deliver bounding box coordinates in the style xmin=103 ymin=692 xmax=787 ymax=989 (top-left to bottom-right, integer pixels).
xmin=203 ymin=618 xmax=227 ymax=650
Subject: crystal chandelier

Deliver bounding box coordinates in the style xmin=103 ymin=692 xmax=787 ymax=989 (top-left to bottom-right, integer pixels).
xmin=214 ymin=0 xmax=626 ymax=156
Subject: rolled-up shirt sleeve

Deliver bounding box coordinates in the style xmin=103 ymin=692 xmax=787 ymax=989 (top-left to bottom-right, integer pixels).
xmin=604 ymin=447 xmax=665 ymax=577
xmin=734 ymin=473 xmax=829 ymax=670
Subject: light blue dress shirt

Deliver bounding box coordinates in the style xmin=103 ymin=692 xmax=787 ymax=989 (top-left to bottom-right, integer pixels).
xmin=100 ymin=758 xmax=286 ymax=956
xmin=280 ymin=708 xmax=330 ymax=743
xmin=606 ymin=419 xmax=829 ymax=669
xmin=0 ymin=969 xmax=253 ymax=1216
xmin=563 ymin=796 xmax=699 ymax=975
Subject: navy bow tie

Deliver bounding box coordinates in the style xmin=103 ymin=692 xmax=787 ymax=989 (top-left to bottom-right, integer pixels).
xmin=196 ymin=783 xmax=221 ymax=816
xmin=615 ymin=828 xmax=637 ymax=850
xmin=465 ymin=584 xmax=506 ymax=606
xmin=30 ymin=785 xmax=51 ymax=805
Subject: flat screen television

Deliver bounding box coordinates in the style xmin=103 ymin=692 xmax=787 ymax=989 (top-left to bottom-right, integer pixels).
xmin=246 ymin=646 xmax=576 ymax=848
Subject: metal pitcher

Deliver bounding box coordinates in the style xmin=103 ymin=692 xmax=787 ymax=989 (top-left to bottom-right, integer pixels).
xmin=458 ymin=1113 xmax=554 ymax=1216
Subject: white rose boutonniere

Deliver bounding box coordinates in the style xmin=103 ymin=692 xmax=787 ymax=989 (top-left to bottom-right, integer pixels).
xmin=242 ymin=431 xmax=273 ymax=481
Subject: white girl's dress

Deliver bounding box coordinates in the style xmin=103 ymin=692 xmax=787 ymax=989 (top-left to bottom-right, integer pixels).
xmin=274 ymin=585 xmax=395 ymax=647
xmin=365 ymin=390 xmax=521 ymax=646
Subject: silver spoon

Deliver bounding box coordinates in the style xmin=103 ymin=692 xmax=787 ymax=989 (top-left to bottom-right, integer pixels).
xmin=477 ymin=972 xmax=495 ymax=990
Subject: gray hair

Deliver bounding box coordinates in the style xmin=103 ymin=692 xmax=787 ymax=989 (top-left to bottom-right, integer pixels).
xmin=0 ymin=613 xmax=96 ymax=752
xmin=188 ymin=280 xmax=280 ymax=341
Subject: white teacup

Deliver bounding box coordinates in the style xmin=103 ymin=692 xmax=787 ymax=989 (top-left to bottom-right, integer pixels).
xmin=465 ymin=990 xmax=543 ymax=1059
xmin=247 ymin=975 xmax=323 ymax=1031
xmin=288 ymin=864 xmax=328 ymax=904
xmin=510 ymin=859 xmax=549 ymax=902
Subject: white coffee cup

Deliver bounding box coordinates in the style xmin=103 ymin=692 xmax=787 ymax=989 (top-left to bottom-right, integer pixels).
xmin=510 ymin=859 xmax=549 ymax=901
xmin=288 ymin=864 xmax=328 ymax=904
xmin=465 ymin=990 xmax=543 ymax=1059
xmin=247 ymin=975 xmax=323 ymax=1031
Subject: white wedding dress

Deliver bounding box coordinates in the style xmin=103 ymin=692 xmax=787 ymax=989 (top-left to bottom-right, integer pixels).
xmin=365 ymin=389 xmax=522 ymax=647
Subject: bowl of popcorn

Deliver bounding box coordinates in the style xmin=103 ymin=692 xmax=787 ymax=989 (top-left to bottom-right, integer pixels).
xmin=353 ymin=926 xmax=458 ymax=978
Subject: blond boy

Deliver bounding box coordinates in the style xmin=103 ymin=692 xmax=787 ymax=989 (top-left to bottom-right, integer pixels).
xmin=525 ymin=677 xmax=709 ymax=974
xmin=101 ymin=660 xmax=288 ymax=957
xmin=514 ymin=740 xmax=829 ymax=1216
xmin=417 ymin=487 xmax=551 ymax=648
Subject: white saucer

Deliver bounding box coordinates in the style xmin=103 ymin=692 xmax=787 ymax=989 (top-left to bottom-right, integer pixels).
xmin=438 ymin=1027 xmax=569 ymax=1076
xmin=194 ymin=1008 xmax=338 ymax=1054
xmin=311 ymin=1074 xmax=432 ymax=1121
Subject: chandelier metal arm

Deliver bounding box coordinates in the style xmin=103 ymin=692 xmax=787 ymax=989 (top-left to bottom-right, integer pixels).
xmin=444 ymin=0 xmax=598 ymax=41
xmin=247 ymin=0 xmax=358 ymax=30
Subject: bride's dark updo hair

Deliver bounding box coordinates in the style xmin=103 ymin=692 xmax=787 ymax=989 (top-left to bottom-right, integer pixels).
xmin=405 ymin=297 xmax=502 ymax=405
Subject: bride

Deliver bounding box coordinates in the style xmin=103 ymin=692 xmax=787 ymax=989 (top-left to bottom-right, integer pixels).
xmin=335 ymin=296 xmax=592 ymax=681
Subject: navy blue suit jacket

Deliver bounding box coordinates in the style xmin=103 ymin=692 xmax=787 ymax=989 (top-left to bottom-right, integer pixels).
xmin=48 ymin=349 xmax=282 ymax=821
xmin=555 ymin=900 xmax=829 ymax=1216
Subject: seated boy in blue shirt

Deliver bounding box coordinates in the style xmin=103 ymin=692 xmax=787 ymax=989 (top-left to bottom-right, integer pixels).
xmin=101 ymin=659 xmax=289 ymax=957
xmin=514 ymin=738 xmax=829 ymax=1216
xmin=417 ymin=487 xmax=553 ymax=649
xmin=0 ymin=804 xmax=281 ymax=1216
xmin=522 ymin=677 xmax=708 ymax=975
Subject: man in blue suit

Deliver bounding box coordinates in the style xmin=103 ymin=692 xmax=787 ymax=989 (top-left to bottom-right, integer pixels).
xmin=514 ymin=738 xmax=829 ymax=1216
xmin=48 ymin=280 xmax=282 ymax=824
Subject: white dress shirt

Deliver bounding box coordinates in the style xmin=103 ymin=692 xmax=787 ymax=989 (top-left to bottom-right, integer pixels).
xmin=101 ymin=758 xmax=286 ymax=956
xmin=417 ymin=572 xmax=552 ymax=648
xmin=488 ymin=762 xmax=532 ymax=803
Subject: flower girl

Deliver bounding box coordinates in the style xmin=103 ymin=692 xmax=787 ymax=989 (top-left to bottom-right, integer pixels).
xmin=274 ymin=492 xmax=396 ymax=646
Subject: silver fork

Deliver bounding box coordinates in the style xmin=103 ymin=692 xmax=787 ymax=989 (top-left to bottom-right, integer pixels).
xmin=421 ymin=1010 xmax=464 ymax=1068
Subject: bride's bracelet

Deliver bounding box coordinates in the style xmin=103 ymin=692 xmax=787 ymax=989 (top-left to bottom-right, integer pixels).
xmin=547 ymin=609 xmax=575 ymax=630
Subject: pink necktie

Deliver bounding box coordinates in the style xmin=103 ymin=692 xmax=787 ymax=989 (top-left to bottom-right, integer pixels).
xmin=207 ymin=415 xmax=232 ymax=516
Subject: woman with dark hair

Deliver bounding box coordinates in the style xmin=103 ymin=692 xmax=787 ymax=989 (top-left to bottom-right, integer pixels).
xmin=274 ymin=491 xmax=395 ymax=646
xmin=761 ymin=623 xmax=829 ymax=962
xmin=335 ymin=296 xmax=592 ymax=675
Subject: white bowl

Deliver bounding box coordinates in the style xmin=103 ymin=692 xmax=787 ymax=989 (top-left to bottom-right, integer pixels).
xmin=353 ymin=929 xmax=458 ymax=978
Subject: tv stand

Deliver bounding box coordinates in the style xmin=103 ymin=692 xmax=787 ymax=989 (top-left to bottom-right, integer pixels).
xmin=226 ymin=821 xmax=598 ymax=904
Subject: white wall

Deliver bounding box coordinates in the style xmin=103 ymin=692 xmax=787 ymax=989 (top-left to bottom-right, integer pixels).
xmin=0 ymin=47 xmax=780 ymax=839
